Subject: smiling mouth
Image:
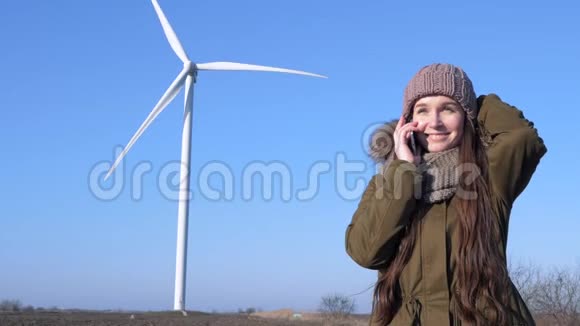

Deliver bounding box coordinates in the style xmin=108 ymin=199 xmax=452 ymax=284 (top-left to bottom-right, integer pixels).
xmin=426 ymin=133 xmax=449 ymax=140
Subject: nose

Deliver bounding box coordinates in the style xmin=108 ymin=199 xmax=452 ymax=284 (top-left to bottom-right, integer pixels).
xmin=426 ymin=112 xmax=443 ymax=129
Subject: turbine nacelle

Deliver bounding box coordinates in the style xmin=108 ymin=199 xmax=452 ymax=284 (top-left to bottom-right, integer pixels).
xmin=184 ymin=61 xmax=196 ymax=75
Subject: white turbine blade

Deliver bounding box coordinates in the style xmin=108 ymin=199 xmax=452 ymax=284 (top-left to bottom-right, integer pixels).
xmin=151 ymin=0 xmax=189 ymax=63
xmin=105 ymin=68 xmax=189 ymax=180
xmin=196 ymin=62 xmax=327 ymax=78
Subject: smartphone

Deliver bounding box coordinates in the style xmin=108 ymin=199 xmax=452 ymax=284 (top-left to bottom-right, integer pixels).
xmin=406 ymin=116 xmax=417 ymax=156
xmin=410 ymin=131 xmax=417 ymax=155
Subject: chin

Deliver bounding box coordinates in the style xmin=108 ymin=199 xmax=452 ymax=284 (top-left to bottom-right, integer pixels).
xmin=426 ymin=143 xmax=455 ymax=153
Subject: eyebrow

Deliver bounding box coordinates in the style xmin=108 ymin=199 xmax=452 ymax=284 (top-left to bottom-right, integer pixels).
xmin=441 ymin=101 xmax=460 ymax=107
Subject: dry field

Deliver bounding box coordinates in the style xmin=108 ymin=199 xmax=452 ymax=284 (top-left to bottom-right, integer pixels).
xmin=0 ymin=310 xmax=565 ymax=325
xmin=0 ymin=310 xmax=370 ymax=326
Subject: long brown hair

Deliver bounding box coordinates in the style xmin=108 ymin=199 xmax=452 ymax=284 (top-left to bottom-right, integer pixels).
xmin=372 ymin=118 xmax=512 ymax=325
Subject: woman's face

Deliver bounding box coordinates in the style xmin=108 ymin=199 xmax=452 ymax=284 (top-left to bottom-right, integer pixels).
xmin=411 ymin=95 xmax=465 ymax=153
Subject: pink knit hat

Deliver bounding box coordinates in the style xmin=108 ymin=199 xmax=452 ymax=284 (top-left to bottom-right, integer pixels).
xmin=402 ymin=63 xmax=477 ymax=122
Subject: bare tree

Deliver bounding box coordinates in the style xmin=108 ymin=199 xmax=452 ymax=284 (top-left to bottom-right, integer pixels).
xmin=508 ymin=260 xmax=580 ymax=325
xmin=534 ymin=266 xmax=580 ymax=326
xmin=508 ymin=259 xmax=542 ymax=308
xmin=0 ymin=299 xmax=22 ymax=312
xmin=318 ymin=293 xmax=356 ymax=321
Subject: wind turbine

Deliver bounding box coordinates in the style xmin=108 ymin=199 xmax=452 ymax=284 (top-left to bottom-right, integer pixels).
xmin=104 ymin=0 xmax=326 ymax=312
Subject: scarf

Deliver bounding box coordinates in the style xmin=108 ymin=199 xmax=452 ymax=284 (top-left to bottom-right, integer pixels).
xmin=418 ymin=147 xmax=459 ymax=204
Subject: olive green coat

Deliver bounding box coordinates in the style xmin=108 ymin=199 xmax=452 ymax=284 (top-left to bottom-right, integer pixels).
xmin=345 ymin=94 xmax=547 ymax=325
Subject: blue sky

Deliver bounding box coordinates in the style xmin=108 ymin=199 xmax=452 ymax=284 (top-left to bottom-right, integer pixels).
xmin=1 ymin=0 xmax=579 ymax=314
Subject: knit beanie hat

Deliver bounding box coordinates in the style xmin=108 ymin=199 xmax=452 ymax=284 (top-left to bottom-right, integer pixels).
xmin=402 ymin=63 xmax=477 ymax=122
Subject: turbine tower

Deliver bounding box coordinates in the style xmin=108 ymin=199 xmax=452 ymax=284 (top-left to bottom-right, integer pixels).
xmin=105 ymin=0 xmax=326 ymax=311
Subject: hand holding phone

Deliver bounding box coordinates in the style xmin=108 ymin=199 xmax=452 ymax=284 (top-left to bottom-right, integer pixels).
xmin=394 ymin=116 xmax=423 ymax=165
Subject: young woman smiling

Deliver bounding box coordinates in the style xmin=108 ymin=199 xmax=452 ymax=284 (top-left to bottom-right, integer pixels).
xmin=346 ymin=63 xmax=547 ymax=325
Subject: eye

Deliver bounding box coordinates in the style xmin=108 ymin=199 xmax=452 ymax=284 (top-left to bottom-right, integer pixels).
xmin=415 ymin=108 xmax=427 ymax=114
xmin=444 ymin=106 xmax=457 ymax=112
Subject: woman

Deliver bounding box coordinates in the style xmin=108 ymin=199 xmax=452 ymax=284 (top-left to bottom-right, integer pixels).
xmin=345 ymin=63 xmax=547 ymax=325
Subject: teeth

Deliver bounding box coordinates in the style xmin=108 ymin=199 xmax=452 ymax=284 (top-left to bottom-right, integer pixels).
xmin=428 ymin=134 xmax=448 ymax=140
